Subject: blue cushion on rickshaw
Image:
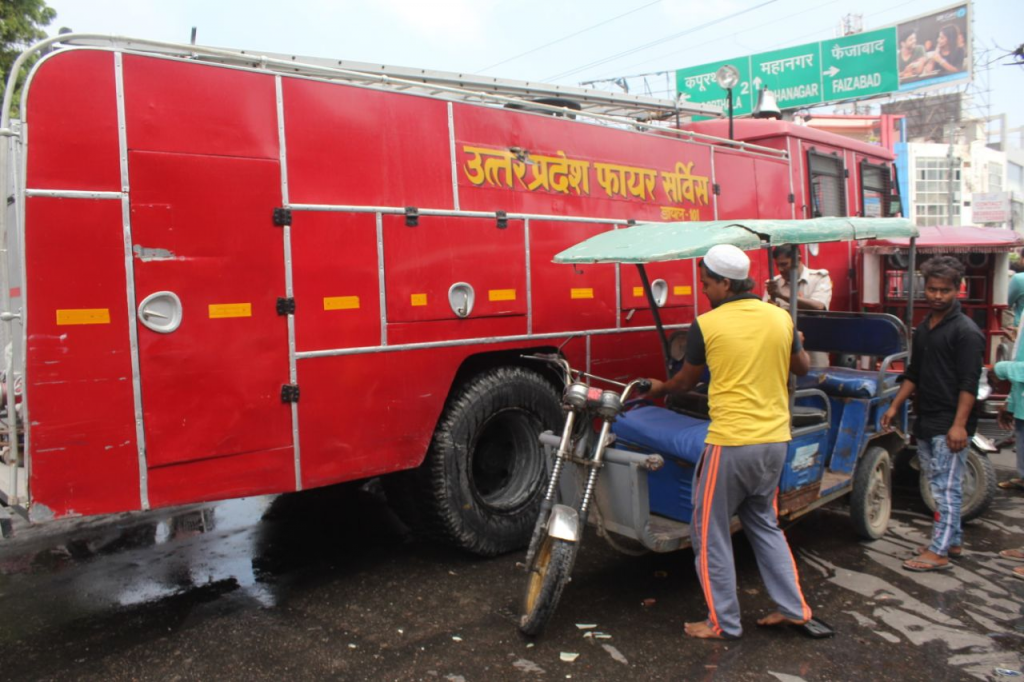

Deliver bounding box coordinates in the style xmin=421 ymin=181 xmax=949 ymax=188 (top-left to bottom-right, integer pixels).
xmin=611 ymin=406 xmax=708 ymax=465
xmin=796 ymin=367 xmax=899 ymax=398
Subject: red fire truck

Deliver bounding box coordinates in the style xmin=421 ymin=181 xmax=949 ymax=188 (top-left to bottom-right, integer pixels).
xmin=0 ymin=36 xmax=899 ymax=553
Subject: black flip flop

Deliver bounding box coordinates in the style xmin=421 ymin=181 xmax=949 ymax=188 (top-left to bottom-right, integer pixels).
xmin=794 ymin=617 xmax=835 ymax=639
xmin=759 ymin=616 xmax=835 ymax=639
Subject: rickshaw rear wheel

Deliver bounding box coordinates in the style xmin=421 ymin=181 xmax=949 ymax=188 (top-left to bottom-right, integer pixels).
xmin=519 ymin=534 xmax=578 ymax=636
xmin=850 ymin=446 xmax=892 ymax=540
xmin=918 ymin=447 xmax=996 ymax=522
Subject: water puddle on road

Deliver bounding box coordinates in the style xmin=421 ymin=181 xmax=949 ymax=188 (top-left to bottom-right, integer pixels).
xmin=801 ymin=498 xmax=1024 ymax=680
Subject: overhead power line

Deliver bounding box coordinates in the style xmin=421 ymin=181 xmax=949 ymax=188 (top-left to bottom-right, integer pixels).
xmin=584 ymin=0 xmax=844 ymax=84
xmin=477 ymin=0 xmax=662 ymax=73
xmin=543 ymin=0 xmax=779 ymax=83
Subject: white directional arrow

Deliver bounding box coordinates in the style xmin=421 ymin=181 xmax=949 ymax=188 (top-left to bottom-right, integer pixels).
xmin=752 ymin=76 xmax=763 ymax=89
xmin=824 ymin=65 xmax=840 ymax=77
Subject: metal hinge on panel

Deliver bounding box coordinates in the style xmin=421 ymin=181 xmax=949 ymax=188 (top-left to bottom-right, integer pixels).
xmin=627 ymin=219 xmax=636 ymax=226
xmin=276 ymin=297 xmax=295 ymax=315
xmin=273 ymin=207 xmax=292 ymax=226
xmin=844 ymin=169 xmax=850 ymax=178
xmin=496 ymin=211 xmax=508 ymax=229
xmin=788 ymin=193 xmax=795 ymax=203
xmin=405 ymin=207 xmax=419 ymax=227
xmin=713 ymin=184 xmax=721 ymax=195
xmin=281 ymin=384 xmax=300 ymax=403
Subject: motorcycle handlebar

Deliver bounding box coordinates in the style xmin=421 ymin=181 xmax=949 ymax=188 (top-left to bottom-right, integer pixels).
xmin=522 ymin=354 xmax=651 ymax=402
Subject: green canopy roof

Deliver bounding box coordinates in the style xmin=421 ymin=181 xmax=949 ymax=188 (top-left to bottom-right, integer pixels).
xmin=554 ymin=217 xmax=918 ymax=264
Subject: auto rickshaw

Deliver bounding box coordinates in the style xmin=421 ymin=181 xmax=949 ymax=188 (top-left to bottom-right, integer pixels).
xmin=517 ymin=217 xmax=920 ymax=636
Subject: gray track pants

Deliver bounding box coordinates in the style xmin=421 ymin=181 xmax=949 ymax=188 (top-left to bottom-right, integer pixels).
xmin=691 ymin=442 xmax=812 ymax=638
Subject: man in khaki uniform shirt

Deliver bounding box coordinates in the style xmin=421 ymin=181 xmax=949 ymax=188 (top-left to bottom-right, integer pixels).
xmin=764 ymin=245 xmax=833 ymax=366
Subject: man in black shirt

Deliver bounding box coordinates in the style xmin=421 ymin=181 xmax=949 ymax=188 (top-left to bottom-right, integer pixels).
xmin=882 ymin=256 xmax=984 ymax=572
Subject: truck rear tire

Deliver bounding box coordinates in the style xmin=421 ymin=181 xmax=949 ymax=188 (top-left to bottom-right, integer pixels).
xmin=400 ymin=366 xmax=563 ymax=556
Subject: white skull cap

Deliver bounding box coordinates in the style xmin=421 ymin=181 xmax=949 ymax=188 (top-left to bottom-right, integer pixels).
xmin=703 ymin=244 xmax=750 ymax=281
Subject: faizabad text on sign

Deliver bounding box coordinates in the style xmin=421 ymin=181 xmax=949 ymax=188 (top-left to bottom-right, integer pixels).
xmin=830 ymin=39 xmax=886 ymax=60
xmin=461 ymin=146 xmax=710 ymax=208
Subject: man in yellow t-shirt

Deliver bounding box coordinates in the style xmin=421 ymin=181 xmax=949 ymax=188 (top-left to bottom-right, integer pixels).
xmin=645 ymin=244 xmax=812 ymax=640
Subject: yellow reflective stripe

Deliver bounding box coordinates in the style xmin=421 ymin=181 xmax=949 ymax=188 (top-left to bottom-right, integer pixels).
xmin=488 ymin=289 xmax=516 ymax=302
xmin=570 ymin=288 xmax=594 ymax=300
xmin=674 ymin=285 xmax=692 ymax=295
xmin=209 ymin=303 xmax=252 ymax=319
xmin=410 ymin=293 xmax=428 ymax=307
xmin=56 ymin=308 xmax=110 ymax=325
xmin=632 ymin=286 xmax=645 ymax=297
xmin=324 ymin=296 xmax=360 ymax=311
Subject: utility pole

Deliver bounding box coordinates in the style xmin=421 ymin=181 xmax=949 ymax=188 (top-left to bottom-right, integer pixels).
xmin=946 ymin=121 xmax=957 ymax=225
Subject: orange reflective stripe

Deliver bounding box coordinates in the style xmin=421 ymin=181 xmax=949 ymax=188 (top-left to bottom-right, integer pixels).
xmin=699 ymin=445 xmax=723 ymax=635
xmin=775 ymin=490 xmax=812 ymax=620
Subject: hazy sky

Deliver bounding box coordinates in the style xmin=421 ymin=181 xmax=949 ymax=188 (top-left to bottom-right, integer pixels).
xmin=37 ymin=0 xmax=1024 ymax=129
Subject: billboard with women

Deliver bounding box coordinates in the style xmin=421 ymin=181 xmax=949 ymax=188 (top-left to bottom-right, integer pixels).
xmin=896 ymin=4 xmax=970 ymax=91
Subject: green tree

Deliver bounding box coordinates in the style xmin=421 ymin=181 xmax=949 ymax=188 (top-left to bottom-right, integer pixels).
xmin=1 ymin=0 xmax=57 ymax=116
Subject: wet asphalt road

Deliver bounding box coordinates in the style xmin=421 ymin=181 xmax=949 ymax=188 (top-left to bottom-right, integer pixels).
xmin=2 ymin=451 xmax=1024 ymax=682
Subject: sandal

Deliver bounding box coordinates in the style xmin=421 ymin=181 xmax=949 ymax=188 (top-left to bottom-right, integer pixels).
xmin=999 ymin=549 xmax=1024 ymax=562
xmin=1014 ymin=567 xmax=1024 ymax=581
xmin=998 ymin=478 xmax=1024 ymax=491
xmin=918 ymin=545 xmax=962 ymax=558
xmin=902 ymin=557 xmax=952 ymax=572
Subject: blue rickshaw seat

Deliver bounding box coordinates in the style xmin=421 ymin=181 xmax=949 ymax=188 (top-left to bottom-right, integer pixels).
xmin=611 ymin=406 xmax=708 ymax=465
xmin=796 ymin=367 xmax=900 ymax=399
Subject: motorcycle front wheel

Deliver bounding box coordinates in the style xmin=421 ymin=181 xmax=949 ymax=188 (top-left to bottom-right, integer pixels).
xmin=519 ymin=534 xmax=579 ymax=636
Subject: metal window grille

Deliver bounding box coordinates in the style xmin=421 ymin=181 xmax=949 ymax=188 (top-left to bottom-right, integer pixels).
xmin=807 ymin=150 xmax=846 ymax=217
xmin=860 ymin=160 xmax=891 ymax=218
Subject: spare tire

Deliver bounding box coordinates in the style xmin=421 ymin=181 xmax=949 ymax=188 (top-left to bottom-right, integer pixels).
xmin=394 ymin=366 xmax=563 ymax=556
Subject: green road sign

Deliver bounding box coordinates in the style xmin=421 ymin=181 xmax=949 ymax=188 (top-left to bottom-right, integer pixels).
xmin=676 ymin=30 xmax=903 ymax=112
xmin=821 ymin=28 xmax=898 ymax=101
xmin=676 ymin=57 xmax=754 ymax=118
xmin=750 ymin=42 xmax=823 ymax=109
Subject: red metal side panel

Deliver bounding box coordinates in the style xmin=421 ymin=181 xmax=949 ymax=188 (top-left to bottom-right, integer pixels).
xmin=813 ymin=241 xmax=852 ymax=313
xmin=794 ymin=140 xmax=810 ymax=220
xmin=713 ymin=152 xmax=759 ymax=220
xmin=453 ymin=104 xmax=714 ymax=222
xmin=25 ymin=197 xmax=140 ymax=517
xmin=291 ymin=212 xmax=381 ymax=352
xmin=299 ymin=334 xmax=585 ymax=489
xmin=128 ymin=151 xmax=293 ymax=475
xmin=755 ymin=157 xmax=792 ymax=219
xmin=296 ymin=350 xmax=458 ymax=488
xmin=25 ymin=50 xmax=120 ymax=191
xmin=123 ymin=55 xmax=279 ymax=159
xmin=147 ymin=447 xmax=294 ymax=509
xmin=529 ymin=221 xmax=616 ymax=334
xmin=619 ymin=261 xmax=696 ymax=316
xmin=590 ymin=332 xmax=667 ymax=385
xmin=384 ymin=215 xmax=526 ymax=323
xmin=386 ymin=318 xmax=526 ymax=346
xmin=282 ymin=79 xmax=454 ymax=208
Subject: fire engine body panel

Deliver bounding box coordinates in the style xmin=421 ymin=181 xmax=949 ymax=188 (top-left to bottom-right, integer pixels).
xmin=0 ymin=39 xmax=897 ymax=547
